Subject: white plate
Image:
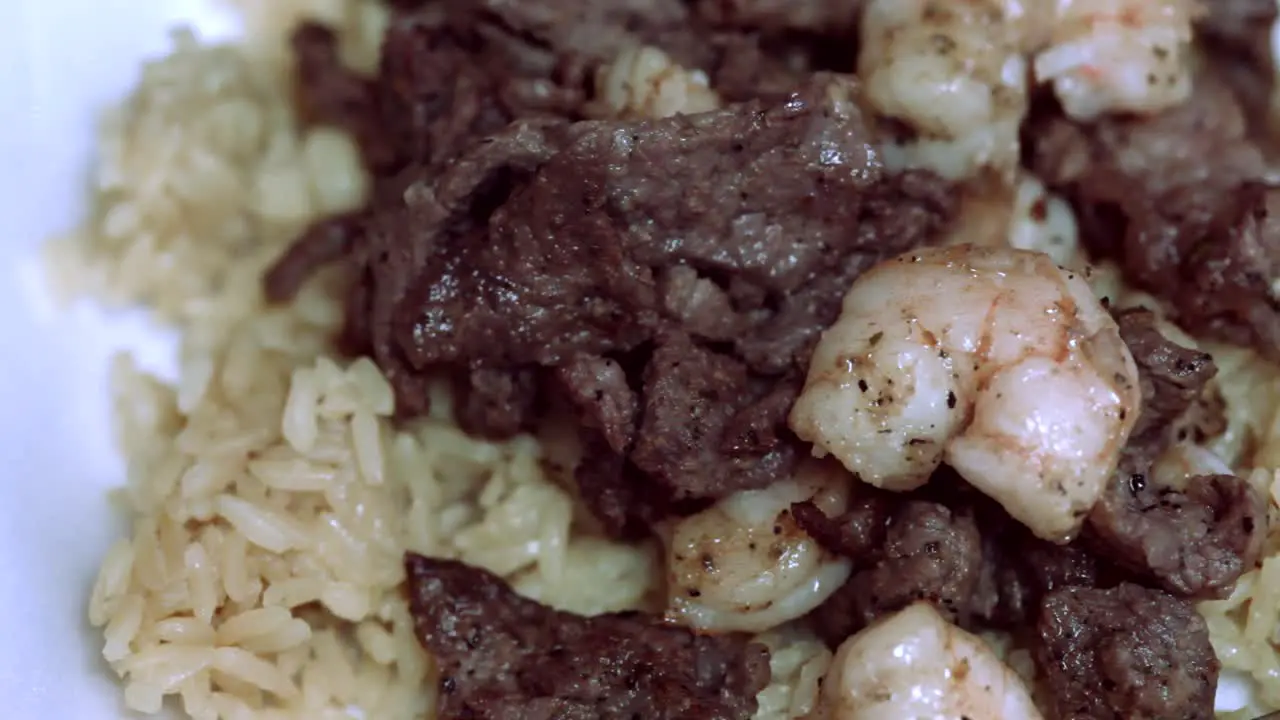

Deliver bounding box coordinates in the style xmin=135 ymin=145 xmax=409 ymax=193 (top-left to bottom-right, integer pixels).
xmin=0 ymin=0 xmax=1263 ymax=717
xmin=0 ymin=1 xmax=236 ymax=716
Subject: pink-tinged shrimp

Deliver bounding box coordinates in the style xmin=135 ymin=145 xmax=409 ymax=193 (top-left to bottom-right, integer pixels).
xmin=809 ymin=602 xmax=1044 ymax=720
xmin=789 ymin=244 xmax=1141 ymax=542
xmin=1033 ymin=0 xmax=1195 ymax=120
xmin=857 ymin=0 xmax=1035 ymax=180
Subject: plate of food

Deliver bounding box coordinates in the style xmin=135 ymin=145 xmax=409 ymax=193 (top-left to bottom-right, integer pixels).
xmin=7 ymin=0 xmax=1280 ymax=718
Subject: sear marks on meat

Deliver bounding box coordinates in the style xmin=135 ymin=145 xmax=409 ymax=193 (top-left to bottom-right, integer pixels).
xmin=276 ymin=21 xmax=959 ymax=528
xmin=979 ymin=520 xmax=1102 ymax=630
xmin=801 ymin=496 xmax=985 ymax=646
xmin=1114 ymin=307 xmax=1219 ymax=453
xmin=628 ymin=333 xmax=798 ymax=501
xmin=272 ymin=9 xmax=592 ymax=304
xmin=790 ymin=493 xmax=890 ymax=561
xmin=1025 ymin=70 xmax=1280 ymax=358
xmin=404 ymin=553 xmax=770 ymax=720
xmin=460 ymin=0 xmax=706 ymax=70
xmin=798 ymin=476 xmax=1107 ymax=645
xmin=1085 ymin=308 xmax=1266 ymax=599
xmin=392 ymin=76 xmax=906 ymax=371
xmin=1033 ymin=583 xmax=1219 ymax=720
xmin=1086 ymin=471 xmax=1265 ymax=600
xmin=452 ymin=366 xmax=543 ymax=438
xmin=352 ymin=75 xmax=953 ymax=518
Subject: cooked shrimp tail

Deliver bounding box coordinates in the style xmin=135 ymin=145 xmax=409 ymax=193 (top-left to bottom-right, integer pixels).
xmin=663 ymin=459 xmax=855 ymax=633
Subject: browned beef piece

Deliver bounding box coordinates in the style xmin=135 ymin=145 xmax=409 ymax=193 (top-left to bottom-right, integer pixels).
xmin=800 ymin=482 xmax=1109 ymax=647
xmin=350 ymin=77 xmax=952 ymax=519
xmin=452 ymin=366 xmax=543 ymax=438
xmin=1025 ymin=71 xmax=1280 ymax=357
xmin=707 ymin=33 xmax=809 ymax=103
xmin=391 ymin=77 xmax=911 ymax=370
xmin=274 ymin=14 xmax=957 ymax=526
xmin=976 ymin=521 xmax=1102 ymax=630
xmin=263 ymin=212 xmax=365 ymax=304
xmin=269 ymin=9 xmax=592 ymax=306
xmin=627 ymin=333 xmax=798 ymax=500
xmin=1033 ymin=583 xmax=1219 ymax=720
xmin=803 ymin=498 xmax=985 ymax=645
xmin=573 ymin=437 xmax=679 ymax=539
xmin=694 ymin=0 xmax=864 ymax=34
xmin=404 ymin=553 xmax=770 ymax=720
xmin=554 ymin=354 xmax=638 ymax=455
xmin=791 ymin=494 xmax=892 ymax=560
xmin=1086 ymin=471 xmax=1265 ymax=600
xmin=1114 ymin=307 xmax=1218 ymax=452
xmin=1084 ymin=308 xmax=1266 ymax=598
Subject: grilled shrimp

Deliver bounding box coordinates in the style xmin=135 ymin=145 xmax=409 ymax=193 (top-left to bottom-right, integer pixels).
xmin=596 ymin=45 xmax=721 ymax=119
xmin=810 ymin=602 xmax=1043 ymax=720
xmin=857 ymin=0 xmax=1033 ymax=180
xmin=663 ymin=459 xmax=854 ymax=633
xmin=789 ymin=245 xmax=1141 ymax=542
xmin=1033 ymin=0 xmax=1194 ymax=120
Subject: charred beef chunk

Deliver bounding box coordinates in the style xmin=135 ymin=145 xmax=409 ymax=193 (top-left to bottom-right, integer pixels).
xmin=1033 ymin=584 xmax=1219 ymax=720
xmin=978 ymin=521 xmax=1102 ymax=630
xmin=791 ymin=493 xmax=891 ymax=560
xmin=268 ymin=8 xmax=592 ymax=304
xmin=1086 ymin=470 xmax=1265 ymax=600
xmin=331 ymin=75 xmax=952 ymax=524
xmin=804 ymin=497 xmax=985 ymax=645
xmin=1025 ymin=70 xmax=1280 ymax=357
xmin=1114 ymin=307 xmax=1219 ymax=452
xmin=1085 ymin=308 xmax=1266 ymax=598
xmin=627 ymin=333 xmax=798 ymax=500
xmin=452 ymin=366 xmax=543 ymax=438
xmin=272 ymin=6 xmax=957 ymax=527
xmin=404 ymin=553 xmax=770 ymax=720
xmin=800 ymin=481 xmax=1105 ymax=644
xmin=389 ymin=76 xmax=930 ymax=371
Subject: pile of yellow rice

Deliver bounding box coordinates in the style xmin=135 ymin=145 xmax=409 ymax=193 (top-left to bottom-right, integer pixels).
xmin=41 ymin=1 xmax=1280 ymax=718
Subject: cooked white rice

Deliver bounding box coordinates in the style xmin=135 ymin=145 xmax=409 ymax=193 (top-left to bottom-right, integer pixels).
xmin=53 ymin=3 xmax=1280 ymax=719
